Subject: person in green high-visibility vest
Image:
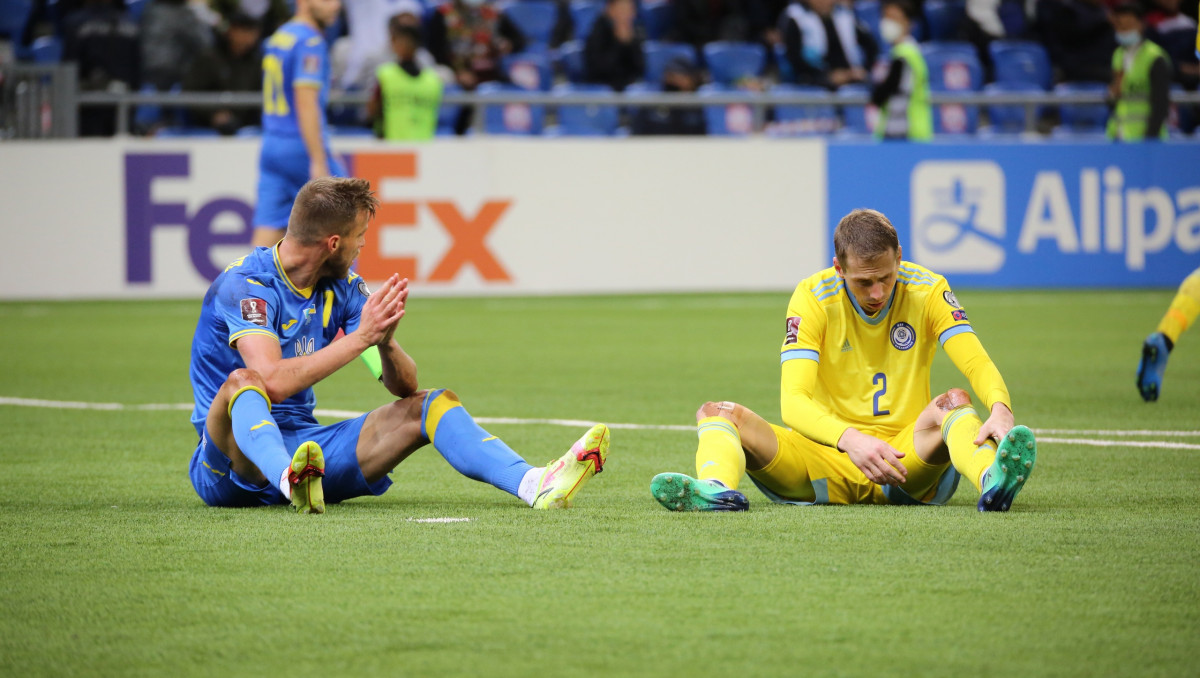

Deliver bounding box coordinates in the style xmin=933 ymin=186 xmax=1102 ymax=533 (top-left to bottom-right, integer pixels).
xmin=870 ymin=0 xmax=933 ymax=141
xmin=1107 ymin=2 xmax=1171 ymax=141
xmin=368 ymin=18 xmax=444 ymax=141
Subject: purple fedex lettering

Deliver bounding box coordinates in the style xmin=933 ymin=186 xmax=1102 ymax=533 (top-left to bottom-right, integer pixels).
xmin=125 ymin=153 xmax=254 ymax=283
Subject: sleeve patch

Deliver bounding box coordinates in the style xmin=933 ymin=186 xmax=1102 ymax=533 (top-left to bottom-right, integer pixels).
xmin=303 ymin=54 xmax=321 ymax=74
xmin=240 ymin=298 xmax=269 ymax=326
xmin=784 ymin=316 xmax=802 ymax=345
xmin=943 ymin=290 xmax=961 ymax=308
xmin=357 ymin=279 xmax=370 ymax=297
xmin=952 ymin=309 xmax=968 ymax=322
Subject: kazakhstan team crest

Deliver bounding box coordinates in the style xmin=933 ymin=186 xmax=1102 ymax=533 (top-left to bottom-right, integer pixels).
xmin=890 ymin=322 xmax=915 ymax=351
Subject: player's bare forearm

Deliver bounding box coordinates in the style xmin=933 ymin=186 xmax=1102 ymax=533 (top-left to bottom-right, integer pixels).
xmin=241 ymin=333 xmax=371 ymax=403
xmin=379 ymin=339 xmax=418 ymax=398
xmin=293 ymin=86 xmax=328 ymax=176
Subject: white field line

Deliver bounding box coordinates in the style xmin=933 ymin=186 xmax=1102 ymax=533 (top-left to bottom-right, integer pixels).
xmin=1 ymin=396 xmax=1198 ymax=449
xmin=406 ymin=517 xmax=472 ymax=523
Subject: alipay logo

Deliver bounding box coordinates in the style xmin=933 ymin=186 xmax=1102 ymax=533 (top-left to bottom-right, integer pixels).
xmin=911 ymin=161 xmax=1005 ymax=273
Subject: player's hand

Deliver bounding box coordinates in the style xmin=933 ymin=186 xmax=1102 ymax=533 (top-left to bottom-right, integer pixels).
xmin=378 ymin=278 xmax=410 ymax=346
xmin=975 ymin=402 xmax=1015 ymax=445
xmin=838 ymin=428 xmax=907 ymax=485
xmin=309 ymin=158 xmax=330 ymax=180
xmin=354 ymin=274 xmax=407 ymax=348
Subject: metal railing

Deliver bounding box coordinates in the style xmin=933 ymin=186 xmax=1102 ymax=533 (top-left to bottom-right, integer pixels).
xmin=5 ymin=61 xmax=1200 ymax=138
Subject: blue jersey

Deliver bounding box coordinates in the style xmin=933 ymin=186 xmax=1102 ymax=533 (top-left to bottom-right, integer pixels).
xmin=261 ymin=21 xmax=330 ymax=137
xmin=189 ymin=246 xmax=370 ymax=437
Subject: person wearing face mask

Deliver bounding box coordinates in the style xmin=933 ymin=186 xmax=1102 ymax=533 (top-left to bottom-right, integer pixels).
xmin=1107 ymin=2 xmax=1171 ymax=141
xmin=869 ymin=0 xmax=932 ymax=140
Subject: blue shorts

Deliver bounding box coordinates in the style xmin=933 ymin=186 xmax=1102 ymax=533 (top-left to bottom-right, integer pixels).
xmin=253 ymin=134 xmax=348 ymax=229
xmin=188 ymin=414 xmax=392 ymax=508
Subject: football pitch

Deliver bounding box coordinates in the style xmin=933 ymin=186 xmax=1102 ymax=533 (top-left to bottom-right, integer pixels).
xmin=1 ymin=289 xmax=1197 ymax=677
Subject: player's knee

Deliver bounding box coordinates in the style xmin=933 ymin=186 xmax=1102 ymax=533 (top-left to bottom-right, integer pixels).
xmin=225 ymin=368 xmax=267 ymax=393
xmin=932 ymin=388 xmax=972 ymax=412
xmin=696 ymin=400 xmax=742 ymax=425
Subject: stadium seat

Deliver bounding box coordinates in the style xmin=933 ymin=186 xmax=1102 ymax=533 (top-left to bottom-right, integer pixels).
xmin=557 ymin=39 xmax=586 ymax=82
xmin=437 ymin=83 xmax=463 ymax=136
xmin=570 ymin=0 xmax=602 ymax=40
xmin=639 ymin=0 xmax=673 ymax=40
xmin=503 ymin=51 xmax=554 ymax=91
xmin=478 ymin=81 xmax=546 ymax=135
xmin=1055 ymin=81 xmax=1108 ymax=133
xmin=155 ymin=126 xmax=221 ymax=137
xmin=553 ymin=83 xmax=619 ymax=135
xmin=699 ymin=83 xmax=755 ymax=136
xmin=835 ymin=83 xmax=874 ymax=136
xmin=768 ymin=84 xmax=837 ymax=136
xmin=0 ymin=0 xmax=31 ymax=39
xmin=854 ymin=0 xmax=884 ymax=54
xmin=702 ymin=41 xmax=766 ymax=86
xmin=982 ymin=81 xmax=1041 ymax=134
xmin=643 ymin=41 xmax=697 ymax=86
xmin=126 ymin=0 xmax=148 ymax=21
xmin=30 ymin=35 xmax=62 ymax=63
xmin=922 ymin=41 xmax=981 ymax=134
xmin=997 ymin=0 xmax=1026 ymax=37
xmin=989 ymin=40 xmax=1051 ymax=90
xmin=923 ymin=0 xmax=965 ymax=41
xmin=235 ymin=125 xmax=262 ymax=136
xmin=501 ymin=0 xmax=559 ymax=48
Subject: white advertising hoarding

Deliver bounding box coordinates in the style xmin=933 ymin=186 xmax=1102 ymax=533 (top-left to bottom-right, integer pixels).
xmin=0 ymin=138 xmax=828 ymax=299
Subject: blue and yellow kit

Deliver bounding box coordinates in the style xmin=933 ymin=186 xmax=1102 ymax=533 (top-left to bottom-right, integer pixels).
xmin=749 ymin=261 xmax=1011 ymax=505
xmin=188 ymin=245 xmax=369 ymax=437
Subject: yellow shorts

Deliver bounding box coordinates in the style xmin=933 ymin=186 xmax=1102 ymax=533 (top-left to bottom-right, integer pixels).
xmin=747 ymin=423 xmax=960 ymax=506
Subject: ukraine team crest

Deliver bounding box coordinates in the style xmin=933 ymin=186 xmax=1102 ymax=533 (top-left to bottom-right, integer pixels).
xmin=890 ymin=322 xmax=915 ymax=350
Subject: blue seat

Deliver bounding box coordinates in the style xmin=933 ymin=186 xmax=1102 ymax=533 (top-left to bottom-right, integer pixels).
xmin=126 ymin=0 xmax=148 ymax=21
xmin=989 ymin=40 xmax=1050 ymax=90
xmin=854 ymin=0 xmax=883 ymax=53
xmin=478 ymin=81 xmax=546 ymax=135
xmin=997 ymin=0 xmax=1026 ymax=37
xmin=982 ymin=81 xmax=1040 ymax=133
xmin=570 ymin=0 xmax=602 ymax=40
xmin=699 ymin=83 xmax=755 ymax=136
xmin=922 ymin=41 xmax=981 ymax=134
xmin=503 ymin=51 xmax=554 ymax=91
xmin=553 ymin=83 xmax=619 ymax=135
xmin=643 ymin=41 xmax=696 ymax=85
xmin=155 ymin=126 xmax=221 ymax=137
xmin=235 ymin=125 xmax=263 ymax=137
xmin=30 ymin=35 xmax=62 ymax=63
xmin=330 ymin=125 xmax=374 ymax=136
xmin=0 ymin=0 xmax=31 ymax=39
xmin=557 ymin=39 xmax=586 ymax=82
xmin=640 ymin=0 xmax=672 ymax=40
xmin=702 ymin=41 xmax=766 ymax=85
xmin=924 ymin=0 xmax=965 ymax=41
xmin=835 ymin=83 xmax=873 ymax=135
xmin=769 ymin=84 xmax=837 ymax=136
xmin=1055 ymin=81 xmax=1108 ymax=132
xmin=502 ymin=0 xmax=559 ymax=48
xmin=437 ymin=83 xmax=463 ymax=135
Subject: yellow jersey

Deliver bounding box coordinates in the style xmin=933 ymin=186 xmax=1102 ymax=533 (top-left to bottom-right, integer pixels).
xmin=778 ymin=262 xmax=1011 ymax=447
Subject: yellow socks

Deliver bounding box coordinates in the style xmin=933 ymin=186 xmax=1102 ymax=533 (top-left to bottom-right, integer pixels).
xmin=695 ymin=416 xmax=745 ymax=489
xmin=1156 ymin=268 xmax=1200 ymax=346
xmin=941 ymin=405 xmax=998 ymax=492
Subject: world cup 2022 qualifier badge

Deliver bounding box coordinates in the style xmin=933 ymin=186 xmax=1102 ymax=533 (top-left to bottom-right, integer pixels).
xmin=890 ymin=322 xmax=915 ymax=351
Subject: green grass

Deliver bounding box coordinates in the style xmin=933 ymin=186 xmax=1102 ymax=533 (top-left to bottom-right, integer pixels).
xmin=1 ymin=290 xmax=1197 ymax=677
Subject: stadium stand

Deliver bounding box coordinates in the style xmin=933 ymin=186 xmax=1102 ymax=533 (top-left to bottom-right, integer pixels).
xmin=699 ymin=82 xmax=755 ymax=136
xmin=478 ymin=81 xmax=547 ymax=135
xmin=551 ymin=83 xmax=620 ymax=135
xmin=989 ymin=40 xmax=1052 ymax=90
xmin=639 ymin=0 xmax=673 ymax=41
xmin=504 ymin=51 xmax=555 ymax=91
xmin=923 ymin=41 xmax=983 ymax=135
xmin=1054 ymin=81 xmax=1109 ymax=135
xmin=642 ymin=41 xmax=697 ymax=86
xmin=702 ymin=41 xmax=766 ymax=86
xmin=570 ymin=0 xmax=603 ymax=40
xmin=502 ymin=0 xmax=560 ymax=50
xmin=769 ymin=83 xmax=839 ymax=136
xmin=557 ymin=39 xmax=587 ymax=82
xmin=981 ymin=81 xmax=1042 ymax=134
xmin=924 ymin=0 xmax=966 ymax=41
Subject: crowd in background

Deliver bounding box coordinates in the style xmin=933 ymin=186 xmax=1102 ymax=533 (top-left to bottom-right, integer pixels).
xmin=3 ymin=0 xmax=1197 ymax=136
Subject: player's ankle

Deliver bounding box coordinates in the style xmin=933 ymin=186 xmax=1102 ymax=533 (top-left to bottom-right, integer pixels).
xmin=517 ymin=466 xmax=543 ymax=506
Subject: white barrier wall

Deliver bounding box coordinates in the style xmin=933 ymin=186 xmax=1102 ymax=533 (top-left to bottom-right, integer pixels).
xmin=0 ymin=139 xmax=828 ymax=299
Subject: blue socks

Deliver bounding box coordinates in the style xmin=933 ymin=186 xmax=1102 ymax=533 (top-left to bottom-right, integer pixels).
xmin=228 ymin=386 xmax=290 ymax=491
xmin=421 ymin=389 xmax=532 ymax=497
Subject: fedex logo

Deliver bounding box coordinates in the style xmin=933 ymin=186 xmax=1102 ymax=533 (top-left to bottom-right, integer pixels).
xmin=124 ymin=152 xmax=512 ymax=284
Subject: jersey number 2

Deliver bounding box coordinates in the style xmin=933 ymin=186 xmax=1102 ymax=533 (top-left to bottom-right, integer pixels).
xmin=263 ymin=55 xmax=289 ymax=116
xmin=872 ymin=372 xmax=890 ymax=416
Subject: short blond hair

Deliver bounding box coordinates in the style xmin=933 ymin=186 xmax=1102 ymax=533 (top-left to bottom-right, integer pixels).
xmin=834 ymin=208 xmax=900 ymax=263
xmin=287 ymin=177 xmax=380 ymax=245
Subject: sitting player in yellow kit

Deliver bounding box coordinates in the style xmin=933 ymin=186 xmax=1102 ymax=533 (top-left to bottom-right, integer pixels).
xmin=651 ymin=208 xmax=1037 ymax=512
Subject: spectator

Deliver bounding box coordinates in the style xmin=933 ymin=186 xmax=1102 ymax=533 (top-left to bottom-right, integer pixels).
xmin=669 ymin=0 xmax=752 ymax=49
xmin=1107 ymin=2 xmax=1170 ymax=140
xmin=62 ymin=0 xmax=141 ymax=136
xmin=780 ymin=0 xmax=877 ymax=89
xmin=964 ymin=0 xmax=1004 ymax=79
xmin=140 ymin=0 xmax=215 ymax=90
xmin=871 ymin=0 xmax=932 ymax=140
xmin=1145 ymin=0 xmax=1199 ymax=90
xmin=331 ymin=0 xmax=442 ymax=90
xmin=209 ymin=0 xmax=291 ymax=36
xmin=181 ymin=11 xmax=263 ymax=134
xmin=427 ymin=0 xmax=526 ymax=90
xmin=1036 ymin=0 xmax=1115 ymax=83
xmin=584 ymin=0 xmax=645 ymax=91
xmin=369 ymin=19 xmax=444 ymax=140
xmin=630 ymin=56 xmax=707 ymax=134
